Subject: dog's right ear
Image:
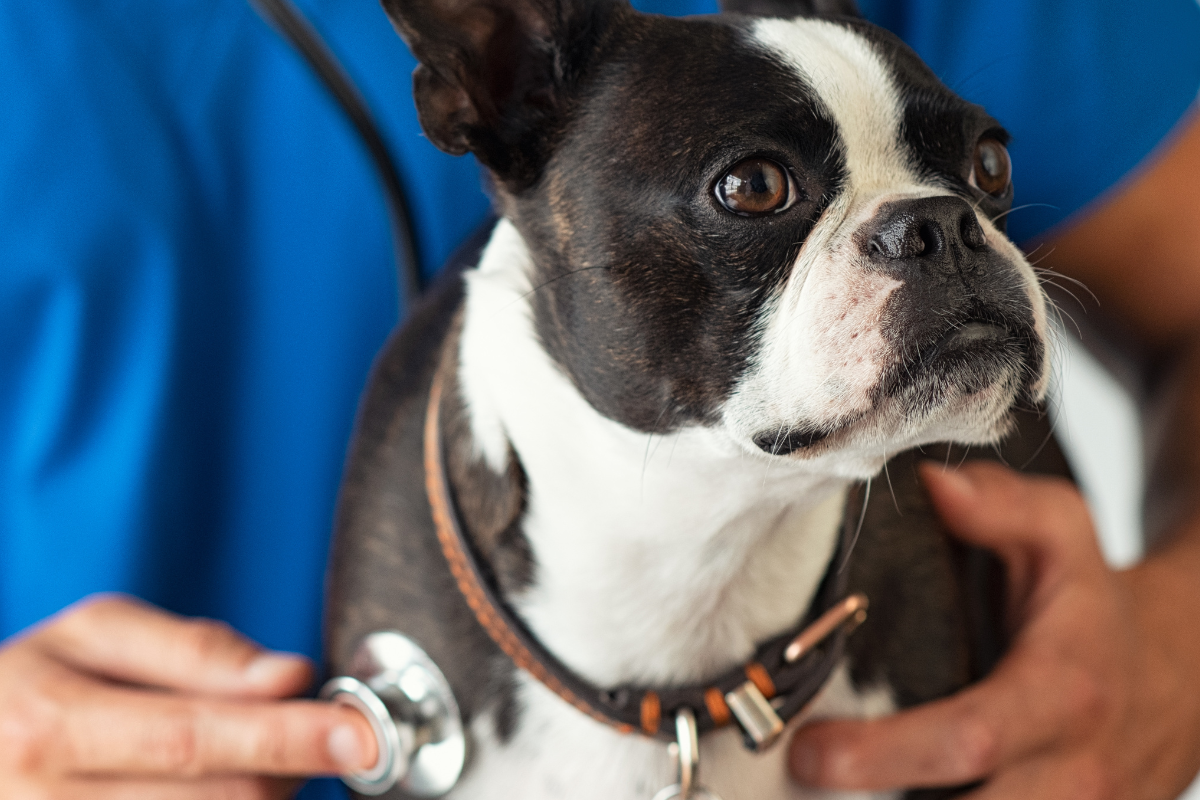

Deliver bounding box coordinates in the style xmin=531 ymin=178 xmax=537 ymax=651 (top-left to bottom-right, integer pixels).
xmin=718 ymin=0 xmax=860 ymax=19
xmin=384 ymin=0 xmax=621 ymax=188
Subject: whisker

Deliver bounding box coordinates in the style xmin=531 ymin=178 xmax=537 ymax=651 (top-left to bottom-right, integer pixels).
xmin=839 ymin=477 xmax=871 ymax=574
xmin=1034 ymin=265 xmax=1101 ymax=307
xmin=989 ymin=202 xmax=1059 ymax=224
xmin=882 ymin=461 xmax=901 ymax=515
xmin=510 ymin=264 xmax=611 ymax=308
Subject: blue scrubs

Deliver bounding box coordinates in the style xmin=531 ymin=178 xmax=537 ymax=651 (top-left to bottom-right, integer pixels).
xmin=1 ymin=1 xmax=1198 ymax=797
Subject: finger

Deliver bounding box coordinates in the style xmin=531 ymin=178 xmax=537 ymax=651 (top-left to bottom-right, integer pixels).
xmin=23 ymin=777 xmax=302 ymax=800
xmin=919 ymin=461 xmax=1093 ymax=554
xmin=962 ymin=753 xmax=1112 ymax=800
xmin=38 ymin=681 xmax=377 ymax=778
xmin=35 ymin=594 xmax=311 ymax=698
xmin=789 ymin=652 xmax=1099 ymax=791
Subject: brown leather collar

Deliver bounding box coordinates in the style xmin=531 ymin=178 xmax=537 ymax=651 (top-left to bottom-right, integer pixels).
xmin=424 ymin=372 xmax=868 ymax=750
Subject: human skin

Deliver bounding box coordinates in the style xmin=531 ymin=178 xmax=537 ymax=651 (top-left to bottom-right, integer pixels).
xmin=0 ymin=595 xmax=378 ymax=799
xmin=2 ymin=105 xmax=1197 ymax=800
xmin=789 ymin=111 xmax=1200 ymax=800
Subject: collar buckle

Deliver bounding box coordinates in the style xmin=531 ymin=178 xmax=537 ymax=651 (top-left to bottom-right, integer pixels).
xmin=725 ymin=682 xmax=785 ymax=751
xmin=727 ymin=593 xmax=870 ymax=752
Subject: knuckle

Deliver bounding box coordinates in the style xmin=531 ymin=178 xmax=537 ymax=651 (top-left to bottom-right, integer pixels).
xmin=151 ymin=712 xmax=202 ymax=777
xmin=951 ymin=714 xmax=1000 ymax=778
xmin=0 ymin=717 xmax=44 ymax=774
xmin=49 ymin=592 xmax=136 ymax=642
xmin=243 ymin=714 xmax=294 ymax=773
xmin=1063 ymin=668 xmax=1110 ymax=728
xmin=0 ymin=695 xmax=57 ymax=774
xmin=66 ymin=592 xmax=133 ymax=623
xmin=179 ymin=618 xmax=248 ymax=666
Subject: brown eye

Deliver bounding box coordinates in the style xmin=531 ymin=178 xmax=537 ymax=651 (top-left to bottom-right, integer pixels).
xmin=972 ymin=138 xmax=1011 ymax=197
xmin=716 ymin=158 xmax=793 ymax=215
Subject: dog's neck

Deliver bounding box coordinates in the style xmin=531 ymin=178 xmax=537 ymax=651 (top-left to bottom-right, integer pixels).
xmin=452 ymin=220 xmax=852 ymax=689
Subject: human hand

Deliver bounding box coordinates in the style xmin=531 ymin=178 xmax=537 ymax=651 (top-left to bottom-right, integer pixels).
xmin=788 ymin=461 xmax=1200 ymax=799
xmin=0 ymin=594 xmax=377 ymax=799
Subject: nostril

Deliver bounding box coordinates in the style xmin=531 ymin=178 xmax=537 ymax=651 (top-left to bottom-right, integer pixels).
xmin=960 ymin=211 xmax=986 ymax=250
xmin=917 ymin=221 xmax=943 ymax=255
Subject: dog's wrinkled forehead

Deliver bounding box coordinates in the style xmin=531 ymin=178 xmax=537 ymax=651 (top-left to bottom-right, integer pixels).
xmin=566 ymin=14 xmax=989 ymax=213
xmin=753 ymin=19 xmax=914 ymax=193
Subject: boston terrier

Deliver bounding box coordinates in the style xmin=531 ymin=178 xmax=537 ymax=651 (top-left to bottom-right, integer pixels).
xmin=325 ymin=0 xmax=1069 ymax=798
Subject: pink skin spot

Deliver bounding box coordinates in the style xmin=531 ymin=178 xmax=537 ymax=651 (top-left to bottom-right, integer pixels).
xmin=799 ymin=258 xmax=902 ymax=420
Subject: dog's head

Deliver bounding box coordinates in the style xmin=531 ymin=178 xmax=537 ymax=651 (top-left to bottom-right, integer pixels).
xmin=387 ymin=0 xmax=1049 ymax=478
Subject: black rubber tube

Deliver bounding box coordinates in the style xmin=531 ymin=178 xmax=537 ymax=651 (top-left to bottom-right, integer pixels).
xmin=248 ymin=0 xmax=425 ymax=310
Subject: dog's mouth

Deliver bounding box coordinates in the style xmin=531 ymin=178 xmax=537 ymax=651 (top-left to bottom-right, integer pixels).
xmin=908 ymin=319 xmax=1013 ymax=383
xmin=752 ymin=425 xmax=833 ymax=456
xmin=749 ymin=307 xmax=1042 ymax=459
xmin=884 ymin=305 xmax=1037 ymax=398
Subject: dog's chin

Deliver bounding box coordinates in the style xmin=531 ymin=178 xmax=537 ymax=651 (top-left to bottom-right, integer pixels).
xmin=747 ymin=328 xmax=1044 ymax=465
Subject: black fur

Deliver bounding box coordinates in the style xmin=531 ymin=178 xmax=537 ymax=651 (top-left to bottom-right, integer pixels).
xmin=383 ymin=0 xmax=625 ymax=189
xmin=327 ymin=3 xmax=1065 ymax=798
xmin=519 ymin=13 xmax=846 ymax=431
xmin=718 ymin=0 xmax=860 ymax=19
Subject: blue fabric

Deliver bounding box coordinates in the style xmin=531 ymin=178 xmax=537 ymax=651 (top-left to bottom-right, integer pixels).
xmin=0 ymin=0 xmax=490 ymax=643
xmin=1 ymin=2 xmax=1198 ymax=798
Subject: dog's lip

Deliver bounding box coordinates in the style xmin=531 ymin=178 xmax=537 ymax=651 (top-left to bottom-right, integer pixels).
xmin=752 ymin=425 xmax=831 ymax=456
xmin=918 ymin=320 xmax=1008 ymax=364
xmin=878 ymin=308 xmax=1034 ymax=400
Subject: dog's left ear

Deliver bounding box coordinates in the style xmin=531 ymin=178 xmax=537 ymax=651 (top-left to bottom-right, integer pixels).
xmin=718 ymin=0 xmax=860 ymax=18
xmin=383 ymin=0 xmax=623 ymax=189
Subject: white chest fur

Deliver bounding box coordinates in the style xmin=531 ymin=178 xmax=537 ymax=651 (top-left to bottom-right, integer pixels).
xmin=448 ymin=221 xmax=898 ymax=798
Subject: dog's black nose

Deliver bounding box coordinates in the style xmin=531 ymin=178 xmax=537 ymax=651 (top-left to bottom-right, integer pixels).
xmin=863 ymin=196 xmax=987 ymax=272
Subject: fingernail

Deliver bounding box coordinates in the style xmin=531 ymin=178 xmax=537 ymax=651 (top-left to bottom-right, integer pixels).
xmin=328 ymin=723 xmax=369 ymax=771
xmin=244 ymin=652 xmax=307 ymax=689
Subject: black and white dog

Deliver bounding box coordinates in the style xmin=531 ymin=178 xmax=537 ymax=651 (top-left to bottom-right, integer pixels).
xmin=326 ymin=0 xmax=1066 ymax=797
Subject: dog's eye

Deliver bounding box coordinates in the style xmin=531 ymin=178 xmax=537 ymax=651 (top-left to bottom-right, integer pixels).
xmin=716 ymin=159 xmax=794 ymax=215
xmin=971 ymin=138 xmax=1011 ymax=197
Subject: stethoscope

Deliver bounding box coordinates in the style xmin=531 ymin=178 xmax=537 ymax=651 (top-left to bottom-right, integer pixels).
xmin=244 ymin=0 xmax=464 ymax=794
xmin=318 ymin=632 xmax=467 ymax=796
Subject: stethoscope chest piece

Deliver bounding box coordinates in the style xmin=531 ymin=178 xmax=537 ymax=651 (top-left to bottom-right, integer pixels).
xmin=320 ymin=631 xmax=466 ymax=797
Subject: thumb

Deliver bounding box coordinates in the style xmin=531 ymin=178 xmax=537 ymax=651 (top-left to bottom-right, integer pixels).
xmin=918 ymin=461 xmax=1094 ymax=560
